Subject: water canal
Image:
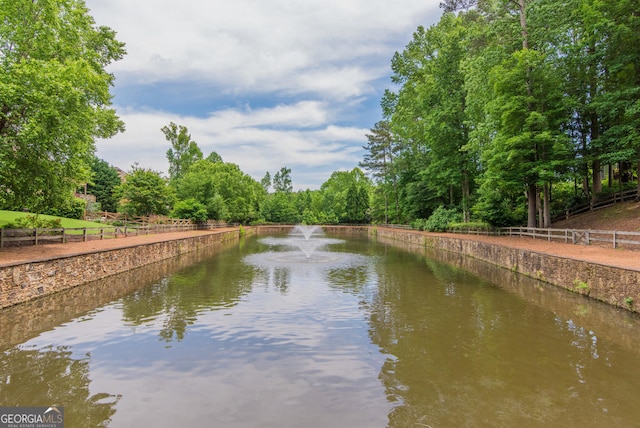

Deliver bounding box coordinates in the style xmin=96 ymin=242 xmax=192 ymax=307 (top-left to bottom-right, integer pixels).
xmin=1 ymin=228 xmax=640 ymax=427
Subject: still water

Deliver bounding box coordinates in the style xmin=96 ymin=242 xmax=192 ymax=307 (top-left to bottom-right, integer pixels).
xmin=2 ymin=230 xmax=640 ymax=427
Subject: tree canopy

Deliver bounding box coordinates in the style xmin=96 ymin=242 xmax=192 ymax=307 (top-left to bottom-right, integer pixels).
xmin=0 ymin=0 xmax=125 ymax=212
xmin=360 ymin=0 xmax=640 ymax=227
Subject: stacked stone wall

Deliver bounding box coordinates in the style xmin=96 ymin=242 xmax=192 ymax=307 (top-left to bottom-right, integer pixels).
xmin=0 ymin=230 xmax=238 ymax=309
xmin=372 ymin=227 xmax=640 ymax=312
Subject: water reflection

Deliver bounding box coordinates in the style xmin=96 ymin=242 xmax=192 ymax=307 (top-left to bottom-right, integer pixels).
xmin=120 ymin=254 xmax=256 ymax=343
xmin=1 ymin=234 xmax=640 ymax=427
xmin=368 ymin=237 xmax=640 ymax=427
xmin=0 ymin=345 xmax=120 ymax=427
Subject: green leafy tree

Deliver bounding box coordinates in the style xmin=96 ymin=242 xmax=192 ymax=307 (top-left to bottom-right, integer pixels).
xmin=206 ymin=151 xmax=223 ymax=163
xmin=174 ymin=160 xmax=227 ymax=220
xmin=360 ymin=120 xmax=401 ymax=223
xmin=86 ymin=157 xmax=121 ymax=212
xmin=0 ymin=0 xmax=125 ymax=212
xmin=319 ymin=168 xmax=371 ymax=223
xmin=171 ymin=198 xmax=208 ymax=222
xmin=387 ymin=15 xmax=477 ymax=223
xmin=116 ymin=166 xmax=174 ymax=216
xmin=174 ymin=159 xmax=264 ymax=223
xmin=261 ymin=172 xmax=271 ymax=193
xmin=273 ymin=167 xmax=293 ymax=193
xmin=162 ymin=122 xmax=203 ymax=182
xmin=262 ymin=192 xmax=299 ymax=223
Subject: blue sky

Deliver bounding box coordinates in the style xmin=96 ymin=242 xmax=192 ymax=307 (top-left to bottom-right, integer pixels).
xmin=86 ymin=0 xmax=443 ymax=190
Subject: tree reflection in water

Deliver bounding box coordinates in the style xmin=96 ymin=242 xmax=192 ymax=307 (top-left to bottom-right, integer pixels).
xmin=0 ymin=345 xmax=120 ymax=427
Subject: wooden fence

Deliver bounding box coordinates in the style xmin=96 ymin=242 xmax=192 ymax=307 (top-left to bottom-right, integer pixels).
xmin=553 ymin=188 xmax=638 ymax=222
xmin=0 ymin=221 xmax=228 ymax=249
xmin=384 ymin=224 xmax=640 ymax=250
xmin=501 ymin=227 xmax=640 ymax=249
xmin=84 ymin=212 xmax=194 ymax=226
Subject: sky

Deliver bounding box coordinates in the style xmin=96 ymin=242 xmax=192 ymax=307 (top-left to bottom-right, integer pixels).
xmin=86 ymin=0 xmax=443 ymax=190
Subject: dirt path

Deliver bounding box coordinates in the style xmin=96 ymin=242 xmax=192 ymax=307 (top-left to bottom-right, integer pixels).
xmin=1 ymin=227 xmax=639 ymax=272
xmin=0 ymin=229 xmax=236 ymax=267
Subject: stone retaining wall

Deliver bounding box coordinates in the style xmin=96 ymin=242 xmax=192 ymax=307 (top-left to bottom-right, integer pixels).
xmin=372 ymin=227 xmax=640 ymax=313
xmin=2 ymin=225 xmax=638 ymax=313
xmin=0 ymin=230 xmax=239 ymax=309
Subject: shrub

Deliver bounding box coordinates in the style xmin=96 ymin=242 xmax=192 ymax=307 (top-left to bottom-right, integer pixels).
xmin=171 ymin=198 xmax=208 ymax=222
xmin=448 ymin=221 xmax=495 ymax=233
xmin=411 ymin=218 xmax=427 ymax=231
xmin=424 ymin=206 xmax=462 ymax=232
xmin=5 ymin=215 xmax=62 ymax=229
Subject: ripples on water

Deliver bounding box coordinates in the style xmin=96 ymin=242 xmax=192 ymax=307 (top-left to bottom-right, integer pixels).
xmin=2 ymin=233 xmax=640 ymax=427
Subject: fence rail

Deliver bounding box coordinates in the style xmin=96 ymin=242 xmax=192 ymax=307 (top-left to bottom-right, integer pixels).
xmin=0 ymin=221 xmax=229 ymax=249
xmin=500 ymin=226 xmax=640 ymax=249
xmin=384 ymin=223 xmax=640 ymax=250
xmin=553 ymin=188 xmax=638 ymax=222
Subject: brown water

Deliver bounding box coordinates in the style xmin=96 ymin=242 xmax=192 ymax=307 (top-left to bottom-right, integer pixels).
xmin=1 ymin=233 xmax=640 ymax=427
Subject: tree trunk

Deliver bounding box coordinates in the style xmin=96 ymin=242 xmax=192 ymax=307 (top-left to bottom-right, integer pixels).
xmin=527 ymin=183 xmax=537 ymax=228
xmin=592 ymin=159 xmax=601 ymax=197
xmin=637 ymin=158 xmax=640 ymax=201
xmin=543 ymin=181 xmax=551 ymax=228
xmin=537 ymin=187 xmax=543 ymax=228
xmin=462 ymin=172 xmax=470 ymax=223
xmin=608 ymin=164 xmax=612 ymax=188
xmin=519 ymin=0 xmax=528 ymax=50
xmin=384 ymin=191 xmax=389 ymax=224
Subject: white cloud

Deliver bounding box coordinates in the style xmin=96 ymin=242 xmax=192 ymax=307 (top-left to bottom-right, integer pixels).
xmin=88 ymin=0 xmax=441 ymax=97
xmin=96 ymin=102 xmax=368 ymax=190
xmin=87 ymin=0 xmax=443 ymax=189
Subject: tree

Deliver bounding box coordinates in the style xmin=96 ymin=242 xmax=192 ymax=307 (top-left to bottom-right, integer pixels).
xmin=387 ymin=15 xmax=477 ymax=222
xmin=170 ymin=198 xmax=208 ymax=222
xmin=162 ymin=122 xmax=202 ymax=182
xmin=86 ymin=157 xmax=121 ymax=212
xmin=273 ymin=167 xmax=293 ymax=193
xmin=261 ymin=192 xmax=299 ymax=223
xmin=174 ymin=159 xmax=227 ymax=220
xmin=115 ymin=166 xmax=174 ymax=216
xmin=261 ymin=172 xmax=271 ymax=193
xmin=319 ymin=168 xmax=371 ymax=223
xmin=360 ymin=120 xmax=400 ymax=223
xmin=206 ymin=151 xmax=223 ymax=163
xmin=174 ymin=159 xmax=264 ymax=223
xmin=0 ymin=0 xmax=125 ymax=212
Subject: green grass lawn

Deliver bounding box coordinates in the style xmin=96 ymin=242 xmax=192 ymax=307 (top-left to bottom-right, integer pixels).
xmin=0 ymin=210 xmax=116 ymax=233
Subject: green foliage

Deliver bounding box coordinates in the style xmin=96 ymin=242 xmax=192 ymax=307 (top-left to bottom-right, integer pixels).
xmin=162 ymin=122 xmax=203 ymax=182
xmin=424 ymin=206 xmax=462 ymax=232
xmin=365 ymin=0 xmax=640 ymax=227
xmin=170 ymin=198 xmax=207 ymax=222
xmin=42 ymin=197 xmax=86 ymax=220
xmin=86 ymin=157 xmax=121 ymax=212
xmin=5 ymin=214 xmax=62 ymax=229
xmin=448 ymin=221 xmax=494 ymax=233
xmin=273 ymin=167 xmax=293 ymax=193
xmin=115 ymin=166 xmax=174 ymax=216
xmin=411 ymin=218 xmax=427 ymax=231
xmin=319 ymin=168 xmax=371 ymax=224
xmin=473 ymin=185 xmax=527 ymax=227
xmin=573 ymin=279 xmax=590 ymax=294
xmin=0 ymin=210 xmax=110 ymax=230
xmin=0 ymin=0 xmax=125 ymax=212
xmin=173 ymin=159 xmax=264 ymax=223
xmin=261 ymin=192 xmax=299 ymax=223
